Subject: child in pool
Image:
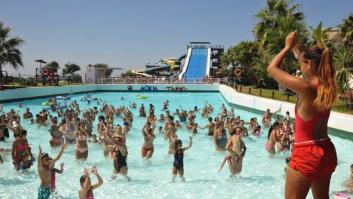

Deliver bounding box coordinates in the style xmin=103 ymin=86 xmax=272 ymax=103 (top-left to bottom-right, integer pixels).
xmin=172 ymin=137 xmax=192 ymax=182
xmin=253 ymin=125 xmax=261 ymax=137
xmin=91 ymin=134 xmax=98 ymax=143
xmin=191 ymin=123 xmax=198 ymax=134
xmin=0 ymin=148 xmax=11 ymax=164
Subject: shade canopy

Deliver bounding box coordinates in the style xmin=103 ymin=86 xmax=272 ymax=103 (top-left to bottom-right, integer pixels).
xmin=34 ymin=59 xmax=47 ymax=64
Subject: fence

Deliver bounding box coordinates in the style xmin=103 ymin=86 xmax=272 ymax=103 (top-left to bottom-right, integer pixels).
xmin=233 ymin=84 xmax=297 ymax=102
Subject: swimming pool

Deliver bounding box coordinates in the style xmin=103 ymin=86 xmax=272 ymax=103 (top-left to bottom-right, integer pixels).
xmin=0 ymin=92 xmax=352 ymax=199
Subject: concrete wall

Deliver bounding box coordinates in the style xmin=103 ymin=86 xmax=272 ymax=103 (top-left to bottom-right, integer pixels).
xmin=219 ymin=84 xmax=353 ymax=133
xmin=0 ymin=84 xmax=219 ymax=102
xmin=0 ymin=85 xmax=99 ymax=102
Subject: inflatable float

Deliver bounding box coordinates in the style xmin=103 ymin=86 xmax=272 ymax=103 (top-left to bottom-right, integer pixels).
xmin=42 ymin=102 xmax=49 ymax=106
xmin=136 ymin=95 xmax=148 ymax=99
xmin=81 ymin=96 xmax=98 ymax=102
xmin=56 ymin=96 xmax=71 ymax=100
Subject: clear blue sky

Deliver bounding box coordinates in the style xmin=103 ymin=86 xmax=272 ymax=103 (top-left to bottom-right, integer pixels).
xmin=1 ymin=0 xmax=352 ymax=76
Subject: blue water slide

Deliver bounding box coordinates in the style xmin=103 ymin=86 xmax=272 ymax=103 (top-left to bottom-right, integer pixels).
xmin=183 ymin=48 xmax=208 ymax=79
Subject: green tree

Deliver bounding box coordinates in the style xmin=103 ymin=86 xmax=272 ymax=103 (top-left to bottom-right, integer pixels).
xmin=254 ymin=0 xmax=305 ymax=44
xmin=334 ymin=47 xmax=353 ymax=108
xmin=252 ymin=55 xmax=278 ymax=88
xmin=0 ymin=21 xmax=24 ymax=78
xmin=223 ymin=41 xmax=259 ymax=85
xmin=253 ymin=0 xmax=308 ymax=89
xmin=63 ymin=63 xmax=80 ymax=75
xmin=338 ymin=14 xmax=353 ymax=47
xmin=310 ymin=22 xmax=332 ymax=48
xmin=63 ymin=63 xmax=81 ymax=84
xmin=44 ymin=61 xmax=60 ymax=69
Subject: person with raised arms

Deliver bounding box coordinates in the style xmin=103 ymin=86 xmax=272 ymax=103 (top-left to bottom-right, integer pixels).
xmin=37 ymin=143 xmax=67 ymax=199
xmin=78 ymin=166 xmax=103 ymax=199
xmin=172 ymin=136 xmax=192 ymax=182
xmin=267 ymin=32 xmax=337 ymax=199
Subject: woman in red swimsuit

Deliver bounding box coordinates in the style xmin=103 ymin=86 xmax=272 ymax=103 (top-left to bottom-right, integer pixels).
xmin=267 ymin=32 xmax=337 ymax=199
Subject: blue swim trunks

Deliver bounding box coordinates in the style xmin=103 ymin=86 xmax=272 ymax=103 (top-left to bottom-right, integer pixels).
xmin=38 ymin=186 xmax=50 ymax=199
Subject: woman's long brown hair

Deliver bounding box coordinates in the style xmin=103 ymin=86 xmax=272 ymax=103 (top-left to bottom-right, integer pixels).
xmin=303 ymin=45 xmax=337 ymax=111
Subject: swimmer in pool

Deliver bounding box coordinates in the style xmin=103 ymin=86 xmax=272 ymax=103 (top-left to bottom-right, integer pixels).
xmin=218 ymin=127 xmax=246 ymax=174
xmin=78 ymin=166 xmax=103 ymax=199
xmin=141 ymin=128 xmax=155 ymax=159
xmin=38 ymin=144 xmax=67 ymax=199
xmin=213 ymin=122 xmax=227 ymax=151
xmin=265 ymin=122 xmax=279 ymax=155
xmin=76 ymin=122 xmax=89 ymax=161
xmin=172 ymin=137 xmax=192 ymax=182
xmin=107 ymin=135 xmax=131 ymax=181
xmin=200 ymin=117 xmax=215 ymax=136
xmin=163 ymin=100 xmax=169 ymax=110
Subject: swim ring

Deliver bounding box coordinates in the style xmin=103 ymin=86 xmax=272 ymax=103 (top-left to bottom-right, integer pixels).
xmin=136 ymin=95 xmax=148 ymax=99
xmin=42 ymin=102 xmax=49 ymax=106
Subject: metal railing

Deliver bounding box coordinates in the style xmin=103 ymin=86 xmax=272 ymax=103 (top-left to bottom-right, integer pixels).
xmin=97 ymin=77 xmax=228 ymax=85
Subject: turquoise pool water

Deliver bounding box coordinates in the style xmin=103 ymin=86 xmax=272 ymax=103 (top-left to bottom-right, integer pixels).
xmin=0 ymin=92 xmax=352 ymax=199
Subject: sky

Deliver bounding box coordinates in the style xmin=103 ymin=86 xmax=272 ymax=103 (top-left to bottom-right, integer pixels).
xmin=1 ymin=0 xmax=353 ymax=76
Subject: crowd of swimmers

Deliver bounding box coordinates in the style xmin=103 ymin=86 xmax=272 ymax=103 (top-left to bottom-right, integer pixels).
xmin=0 ymin=94 xmax=352 ymax=199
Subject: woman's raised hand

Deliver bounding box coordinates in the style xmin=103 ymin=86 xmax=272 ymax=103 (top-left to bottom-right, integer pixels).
xmin=285 ymin=32 xmax=297 ymax=50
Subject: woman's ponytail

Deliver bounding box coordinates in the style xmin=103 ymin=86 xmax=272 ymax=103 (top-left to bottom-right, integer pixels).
xmin=313 ymin=48 xmax=337 ymax=111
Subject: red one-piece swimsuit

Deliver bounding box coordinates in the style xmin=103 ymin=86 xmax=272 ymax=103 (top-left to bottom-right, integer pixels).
xmin=289 ymin=105 xmax=337 ymax=182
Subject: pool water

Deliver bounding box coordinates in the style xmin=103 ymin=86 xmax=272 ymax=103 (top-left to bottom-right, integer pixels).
xmin=0 ymin=92 xmax=352 ymax=199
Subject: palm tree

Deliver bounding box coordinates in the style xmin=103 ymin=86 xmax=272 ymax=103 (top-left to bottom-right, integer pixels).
xmin=0 ymin=21 xmax=24 ymax=78
xmin=253 ymin=0 xmax=307 ymax=89
xmin=310 ymin=22 xmax=332 ymax=48
xmin=254 ymin=0 xmax=305 ymax=42
xmin=63 ymin=63 xmax=80 ymax=84
xmin=338 ymin=14 xmax=353 ymax=47
xmin=334 ymin=47 xmax=353 ymax=108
